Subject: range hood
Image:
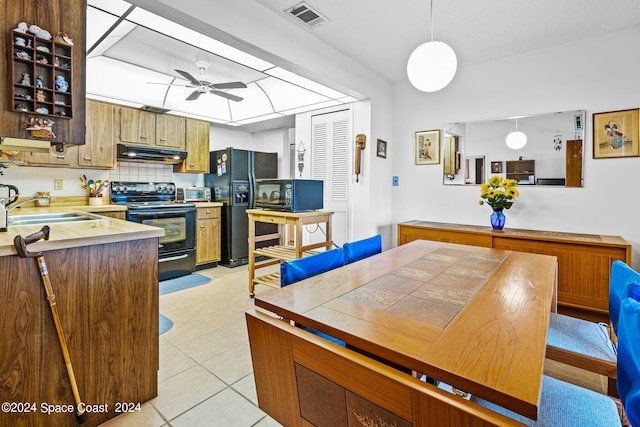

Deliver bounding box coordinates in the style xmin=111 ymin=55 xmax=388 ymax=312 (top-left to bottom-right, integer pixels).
xmin=117 ymin=144 xmax=187 ymax=164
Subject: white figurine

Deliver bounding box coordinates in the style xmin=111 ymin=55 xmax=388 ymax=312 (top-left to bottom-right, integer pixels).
xmin=14 ymin=22 xmax=28 ymax=33
xmin=28 ymin=24 xmax=52 ymax=40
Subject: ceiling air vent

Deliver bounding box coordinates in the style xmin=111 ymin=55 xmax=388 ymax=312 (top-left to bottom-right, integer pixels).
xmin=286 ymin=2 xmax=329 ymax=28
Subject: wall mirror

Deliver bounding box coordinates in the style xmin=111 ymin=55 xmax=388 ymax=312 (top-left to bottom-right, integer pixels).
xmin=443 ymin=110 xmax=585 ymax=187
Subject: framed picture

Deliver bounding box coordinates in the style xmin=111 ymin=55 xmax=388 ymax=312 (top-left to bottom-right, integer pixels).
xmin=593 ymin=108 xmax=639 ymax=159
xmin=415 ymin=130 xmax=440 ymax=165
xmin=491 ymin=161 xmax=503 ymax=173
xmin=376 ymin=139 xmax=387 ymax=158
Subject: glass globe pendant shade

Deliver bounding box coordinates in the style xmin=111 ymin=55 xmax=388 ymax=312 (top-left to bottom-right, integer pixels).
xmin=407 ymin=40 xmax=457 ymax=92
xmin=506 ymin=131 xmax=527 ymax=149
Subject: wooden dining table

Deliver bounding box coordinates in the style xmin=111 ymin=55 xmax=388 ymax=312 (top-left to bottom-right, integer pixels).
xmin=254 ymin=239 xmax=558 ymax=421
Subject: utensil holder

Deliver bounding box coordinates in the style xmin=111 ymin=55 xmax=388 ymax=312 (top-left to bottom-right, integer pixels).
xmin=88 ymin=194 xmax=103 ymax=206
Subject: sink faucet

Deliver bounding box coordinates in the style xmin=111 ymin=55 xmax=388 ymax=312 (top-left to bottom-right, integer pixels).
xmin=1 ymin=195 xmax=51 ymax=232
xmin=7 ymin=195 xmax=51 ymax=213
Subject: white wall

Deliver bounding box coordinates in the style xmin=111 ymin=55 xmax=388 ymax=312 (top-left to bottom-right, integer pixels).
xmin=392 ymin=27 xmax=640 ymax=268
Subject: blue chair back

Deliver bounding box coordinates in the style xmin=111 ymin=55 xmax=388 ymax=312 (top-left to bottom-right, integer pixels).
xmin=280 ymin=248 xmax=346 ymax=287
xmin=343 ymin=234 xmax=382 ymax=264
xmin=609 ymin=260 xmax=640 ymax=334
xmin=616 ymin=284 xmax=640 ymax=426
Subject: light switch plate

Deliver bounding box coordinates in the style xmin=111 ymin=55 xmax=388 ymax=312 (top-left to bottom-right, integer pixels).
xmin=392 ymin=176 xmax=399 ymax=186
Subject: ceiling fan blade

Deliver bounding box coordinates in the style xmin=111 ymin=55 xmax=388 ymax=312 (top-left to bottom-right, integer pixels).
xmin=211 ymin=90 xmax=243 ymax=102
xmin=175 ymin=69 xmax=201 ymax=86
xmin=209 ymin=81 xmax=247 ymax=90
xmin=186 ymin=90 xmax=203 ymax=101
xmin=146 ymin=82 xmax=192 ymax=87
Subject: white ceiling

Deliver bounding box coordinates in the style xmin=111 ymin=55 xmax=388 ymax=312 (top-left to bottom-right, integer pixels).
xmin=88 ymin=0 xmax=640 ymax=131
xmin=255 ymin=0 xmax=640 ymax=82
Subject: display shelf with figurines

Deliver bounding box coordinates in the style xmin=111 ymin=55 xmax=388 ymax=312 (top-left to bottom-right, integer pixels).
xmin=9 ymin=25 xmax=74 ymax=119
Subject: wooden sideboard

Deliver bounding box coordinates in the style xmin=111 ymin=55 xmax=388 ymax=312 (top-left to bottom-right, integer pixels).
xmin=398 ymin=221 xmax=631 ymax=315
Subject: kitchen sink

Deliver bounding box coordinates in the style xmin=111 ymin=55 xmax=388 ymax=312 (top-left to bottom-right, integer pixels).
xmin=7 ymin=211 xmax=105 ymax=226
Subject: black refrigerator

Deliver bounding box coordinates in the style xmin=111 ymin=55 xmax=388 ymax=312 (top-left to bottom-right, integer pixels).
xmin=205 ymin=148 xmax=279 ymax=267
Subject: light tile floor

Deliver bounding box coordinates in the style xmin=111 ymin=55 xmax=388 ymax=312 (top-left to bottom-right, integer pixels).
xmin=101 ymin=265 xmax=283 ymax=427
xmin=101 ymin=265 xmax=607 ymax=426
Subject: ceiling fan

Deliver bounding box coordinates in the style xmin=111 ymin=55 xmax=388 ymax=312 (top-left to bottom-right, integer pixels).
xmin=150 ymin=60 xmax=247 ymax=102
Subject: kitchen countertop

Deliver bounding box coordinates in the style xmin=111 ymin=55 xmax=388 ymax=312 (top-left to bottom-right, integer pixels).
xmin=1 ymin=205 xmax=162 ymax=257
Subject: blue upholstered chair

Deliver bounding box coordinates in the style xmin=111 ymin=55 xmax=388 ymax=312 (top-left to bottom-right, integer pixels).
xmin=280 ymin=248 xmax=346 ymax=286
xmin=545 ymin=260 xmax=640 ymax=396
xmin=470 ymin=375 xmax=622 ymax=426
xmin=468 ymin=274 xmax=640 ymax=426
xmin=617 ymin=284 xmax=640 ymax=426
xmin=343 ymin=234 xmax=382 ymax=264
xmin=280 ymin=248 xmax=346 ymax=346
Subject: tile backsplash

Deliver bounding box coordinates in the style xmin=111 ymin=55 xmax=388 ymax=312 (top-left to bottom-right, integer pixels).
xmin=109 ymin=162 xmax=174 ymax=183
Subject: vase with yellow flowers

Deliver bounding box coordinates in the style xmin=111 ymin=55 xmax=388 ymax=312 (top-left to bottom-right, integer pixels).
xmin=478 ymin=175 xmax=519 ymax=230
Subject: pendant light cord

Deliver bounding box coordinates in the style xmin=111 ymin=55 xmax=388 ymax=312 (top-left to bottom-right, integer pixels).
xmin=430 ymin=0 xmax=434 ymax=42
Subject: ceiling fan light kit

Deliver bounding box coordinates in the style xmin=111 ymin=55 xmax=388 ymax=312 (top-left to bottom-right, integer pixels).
xmin=407 ymin=0 xmax=457 ymax=92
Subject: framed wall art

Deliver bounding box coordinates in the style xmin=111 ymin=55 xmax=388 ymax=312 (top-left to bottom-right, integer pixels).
xmin=491 ymin=161 xmax=503 ymax=173
xmin=593 ymin=108 xmax=639 ymax=159
xmin=415 ymin=129 xmax=440 ymax=165
xmin=376 ymin=139 xmax=387 ymax=158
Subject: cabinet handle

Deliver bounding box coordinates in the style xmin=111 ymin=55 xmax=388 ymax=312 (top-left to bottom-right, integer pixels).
xmin=206 ymin=210 xmax=211 ymax=214
xmin=189 ymin=163 xmax=195 ymax=167
xmin=83 ymin=157 xmax=92 ymax=161
xmin=140 ymin=136 xmax=146 ymax=140
xmin=200 ymin=225 xmax=206 ymax=229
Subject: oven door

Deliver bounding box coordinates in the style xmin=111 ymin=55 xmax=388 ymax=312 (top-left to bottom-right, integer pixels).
xmin=128 ymin=208 xmax=196 ymax=252
xmin=128 ymin=207 xmax=196 ymax=281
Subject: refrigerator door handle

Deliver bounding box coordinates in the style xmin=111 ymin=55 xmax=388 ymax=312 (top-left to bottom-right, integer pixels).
xmin=248 ymin=151 xmax=256 ymax=208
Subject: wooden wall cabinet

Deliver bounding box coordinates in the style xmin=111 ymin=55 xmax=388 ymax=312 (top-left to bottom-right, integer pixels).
xmin=196 ymin=206 xmax=221 ymax=266
xmin=79 ymin=99 xmax=115 ymax=169
xmin=116 ymin=105 xmax=189 ymax=150
xmin=506 ymin=159 xmax=535 ymax=183
xmin=175 ymin=118 xmax=210 ymax=173
xmin=398 ymin=221 xmax=631 ymax=315
xmin=156 ymin=114 xmax=186 ymax=149
xmin=1 ymin=0 xmax=86 ymax=144
xmin=117 ymin=106 xmax=155 ymax=146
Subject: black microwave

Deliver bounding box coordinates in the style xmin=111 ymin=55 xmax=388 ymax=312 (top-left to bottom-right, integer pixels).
xmin=254 ymin=179 xmax=323 ymax=212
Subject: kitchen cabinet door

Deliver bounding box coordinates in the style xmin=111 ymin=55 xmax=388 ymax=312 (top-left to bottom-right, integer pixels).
xmin=156 ymin=114 xmax=186 ymax=149
xmin=196 ymin=207 xmax=221 ymax=265
xmin=79 ymin=99 xmax=115 ymax=169
xmin=117 ymin=106 xmax=155 ymax=145
xmin=176 ymin=118 xmax=210 ymax=173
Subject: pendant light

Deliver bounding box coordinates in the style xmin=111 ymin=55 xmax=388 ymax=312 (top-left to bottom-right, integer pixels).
xmin=407 ymin=0 xmax=457 ymax=92
xmin=506 ymin=119 xmax=527 ymax=149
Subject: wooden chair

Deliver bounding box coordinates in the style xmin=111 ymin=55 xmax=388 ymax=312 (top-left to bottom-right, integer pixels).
xmin=470 ymin=283 xmax=640 ymax=426
xmin=545 ymin=260 xmax=640 ymax=396
xmin=343 ymin=234 xmax=382 ymax=264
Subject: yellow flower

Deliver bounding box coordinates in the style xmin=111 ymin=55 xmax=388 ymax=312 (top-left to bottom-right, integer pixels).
xmin=506 ymin=187 xmax=519 ymax=198
xmin=478 ymin=175 xmax=520 ymax=210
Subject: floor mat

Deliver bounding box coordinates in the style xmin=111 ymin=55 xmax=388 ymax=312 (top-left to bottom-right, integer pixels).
xmin=159 ymin=313 xmax=173 ymax=335
xmin=159 ymin=273 xmax=212 ymax=296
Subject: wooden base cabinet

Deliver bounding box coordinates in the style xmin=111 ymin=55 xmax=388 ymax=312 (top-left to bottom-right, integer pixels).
xmin=0 ymin=238 xmax=158 ymax=427
xmin=196 ymin=206 xmax=221 ymax=266
xmin=398 ymin=221 xmax=631 ymax=315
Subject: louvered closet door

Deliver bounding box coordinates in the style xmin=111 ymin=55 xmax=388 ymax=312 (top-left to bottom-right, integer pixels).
xmin=311 ymin=109 xmax=351 ymax=247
